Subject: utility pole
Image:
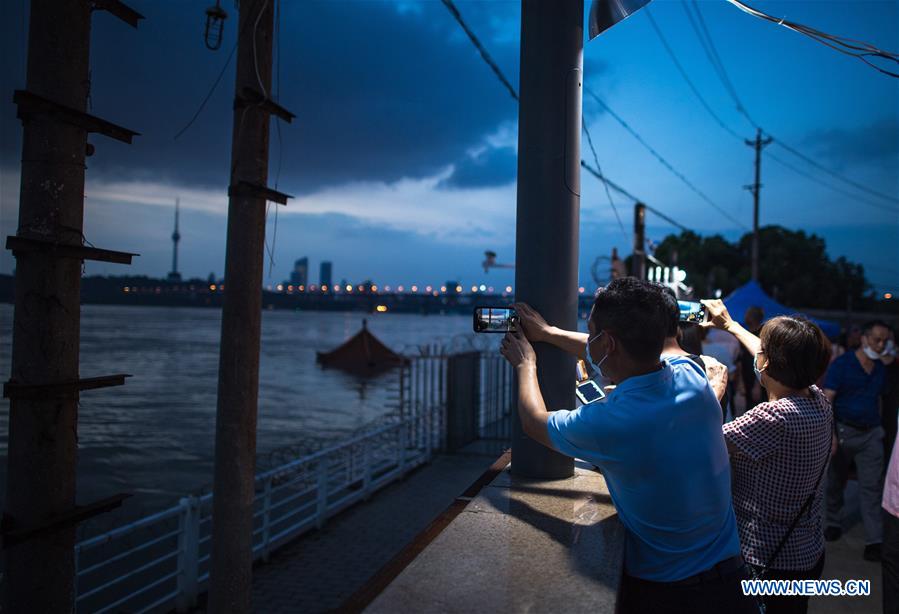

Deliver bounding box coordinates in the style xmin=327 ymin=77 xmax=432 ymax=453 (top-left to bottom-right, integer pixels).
xmin=513 ymin=0 xmax=583 ymax=479
xmin=4 ymin=1 xmax=140 ymax=611
xmin=209 ymin=0 xmax=293 ymax=611
xmin=632 ymin=202 xmax=646 ymax=279
xmin=745 ymin=128 xmax=772 ymax=282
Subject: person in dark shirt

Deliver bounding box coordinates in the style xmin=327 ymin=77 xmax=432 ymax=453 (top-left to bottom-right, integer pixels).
xmin=824 ymin=320 xmax=891 ymax=561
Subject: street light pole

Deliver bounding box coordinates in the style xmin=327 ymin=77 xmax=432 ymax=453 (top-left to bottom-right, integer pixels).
xmin=513 ymin=0 xmax=583 ymax=479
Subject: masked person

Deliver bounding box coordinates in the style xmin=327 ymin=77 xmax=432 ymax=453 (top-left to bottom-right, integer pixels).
xmin=504 ymin=280 xmax=757 ymax=614
xmin=703 ymin=300 xmax=832 ymax=614
xmin=824 ymin=320 xmax=891 ymax=561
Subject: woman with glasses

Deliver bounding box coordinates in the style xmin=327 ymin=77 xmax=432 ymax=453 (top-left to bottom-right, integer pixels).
xmin=702 ymin=299 xmax=833 ymax=614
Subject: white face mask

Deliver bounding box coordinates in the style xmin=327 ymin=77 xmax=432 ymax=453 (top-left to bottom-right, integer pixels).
xmin=863 ymin=345 xmax=882 ymax=360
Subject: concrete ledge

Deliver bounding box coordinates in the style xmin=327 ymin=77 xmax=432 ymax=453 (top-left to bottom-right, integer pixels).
xmin=365 ymin=460 xmax=624 ymax=613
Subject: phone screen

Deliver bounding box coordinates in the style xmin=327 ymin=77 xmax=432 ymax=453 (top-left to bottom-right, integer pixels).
xmin=678 ymin=300 xmax=707 ymax=324
xmin=473 ymin=307 xmax=518 ymax=333
xmin=576 ymin=380 xmax=605 ymax=405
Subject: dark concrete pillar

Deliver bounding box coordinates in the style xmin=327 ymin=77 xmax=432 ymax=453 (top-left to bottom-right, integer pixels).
xmin=512 ymin=0 xmax=584 ymax=479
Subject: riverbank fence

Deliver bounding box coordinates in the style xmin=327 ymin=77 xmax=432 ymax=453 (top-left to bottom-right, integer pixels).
xmin=72 ymin=349 xmax=513 ymax=613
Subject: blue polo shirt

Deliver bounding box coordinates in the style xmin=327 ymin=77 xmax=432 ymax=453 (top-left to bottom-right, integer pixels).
xmin=546 ymin=357 xmax=740 ymax=582
xmin=824 ymin=351 xmax=886 ymax=427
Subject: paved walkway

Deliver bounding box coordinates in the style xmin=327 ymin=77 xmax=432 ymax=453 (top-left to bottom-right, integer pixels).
xmin=811 ymin=480 xmax=880 ymax=614
xmin=192 ymin=452 xmax=881 ymax=613
xmin=247 ymin=451 xmax=495 ymax=613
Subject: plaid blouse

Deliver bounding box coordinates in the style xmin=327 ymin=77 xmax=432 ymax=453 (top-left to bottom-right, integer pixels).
xmin=722 ymin=385 xmax=832 ymax=570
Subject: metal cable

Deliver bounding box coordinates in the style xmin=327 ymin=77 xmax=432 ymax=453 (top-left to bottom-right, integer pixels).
xmin=645 ymin=9 xmax=747 ymax=141
xmin=582 ymin=117 xmax=629 ymax=243
xmin=440 ymin=0 xmax=519 ymax=102
xmin=586 ymin=87 xmax=748 ymax=230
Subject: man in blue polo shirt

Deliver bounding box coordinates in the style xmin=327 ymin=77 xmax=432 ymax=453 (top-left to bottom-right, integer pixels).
xmin=503 ymin=279 xmax=756 ymax=613
xmin=824 ymin=320 xmax=891 ymax=561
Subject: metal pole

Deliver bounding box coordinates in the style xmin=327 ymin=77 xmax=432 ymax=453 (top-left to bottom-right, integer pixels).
xmin=746 ymin=128 xmax=772 ymax=282
xmin=4 ymin=2 xmax=91 ymax=610
xmin=209 ymin=0 xmax=273 ymax=611
xmin=512 ymin=0 xmax=582 ymax=479
xmin=632 ymin=202 xmax=645 ymax=279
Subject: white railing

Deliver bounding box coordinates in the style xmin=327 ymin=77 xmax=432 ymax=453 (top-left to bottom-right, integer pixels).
xmin=71 ymin=349 xmax=513 ymax=614
xmin=74 ymin=407 xmax=439 ymax=613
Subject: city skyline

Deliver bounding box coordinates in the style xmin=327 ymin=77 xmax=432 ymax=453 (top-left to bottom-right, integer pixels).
xmin=0 ymin=1 xmax=896 ymax=296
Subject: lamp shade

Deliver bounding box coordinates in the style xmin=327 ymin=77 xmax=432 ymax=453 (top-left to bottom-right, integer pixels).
xmin=588 ymin=0 xmax=652 ymax=40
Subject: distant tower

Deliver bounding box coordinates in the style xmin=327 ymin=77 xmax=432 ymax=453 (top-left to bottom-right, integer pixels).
xmin=167 ymin=198 xmax=182 ymax=282
xmin=320 ymin=261 xmax=333 ymax=289
xmin=290 ymin=257 xmax=308 ymax=287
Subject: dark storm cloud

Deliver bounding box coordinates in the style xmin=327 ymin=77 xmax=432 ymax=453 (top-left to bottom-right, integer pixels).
xmin=1 ymin=0 xmax=524 ymax=193
xmin=803 ymin=117 xmax=899 ymax=169
xmin=438 ymin=145 xmax=517 ymax=189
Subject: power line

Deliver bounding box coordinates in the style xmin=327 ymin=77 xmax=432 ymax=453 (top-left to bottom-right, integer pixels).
xmin=174 ymin=0 xmax=265 ymax=141
xmin=644 ymin=9 xmax=747 ymax=142
xmin=440 ymin=0 xmax=518 ymax=102
xmin=765 ymin=150 xmax=899 ymax=214
xmin=644 ymin=204 xmax=692 ymax=233
xmin=441 ymin=0 xmax=712 ymax=240
xmin=582 ymin=118 xmax=628 ymax=243
xmin=585 ymin=87 xmax=748 ymax=230
xmin=173 ymin=38 xmax=238 ymax=140
xmin=580 ymin=161 xmax=639 ymax=201
xmin=441 ymin=0 xmax=707 ymax=241
xmin=581 ymin=162 xmax=697 ymax=235
xmin=683 ymin=1 xmax=759 ymax=130
xmin=440 ymin=0 xmax=659 ymax=239
xmin=723 ymin=0 xmax=899 ymax=78
xmin=772 ymin=140 xmax=899 ymax=206
xmin=678 ymin=1 xmax=899 ymax=208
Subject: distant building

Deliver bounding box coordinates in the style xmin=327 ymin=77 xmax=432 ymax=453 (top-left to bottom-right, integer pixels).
xmin=167 ymin=198 xmax=182 ymax=282
xmin=320 ymin=261 xmax=333 ymax=289
xmin=446 ymin=280 xmax=460 ymax=294
xmin=290 ymin=257 xmax=308 ymax=287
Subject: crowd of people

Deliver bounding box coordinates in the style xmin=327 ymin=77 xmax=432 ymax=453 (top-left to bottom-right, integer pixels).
xmin=498 ymin=278 xmax=899 ymax=614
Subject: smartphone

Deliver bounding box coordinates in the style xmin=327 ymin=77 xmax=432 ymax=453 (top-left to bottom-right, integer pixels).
xmin=576 ymin=379 xmax=606 ymax=405
xmin=473 ymin=306 xmax=518 ymax=333
xmin=678 ymin=300 xmax=707 ymax=324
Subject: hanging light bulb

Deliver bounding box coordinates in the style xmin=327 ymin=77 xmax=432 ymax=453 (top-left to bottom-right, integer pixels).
xmin=204 ymin=1 xmax=228 ymax=51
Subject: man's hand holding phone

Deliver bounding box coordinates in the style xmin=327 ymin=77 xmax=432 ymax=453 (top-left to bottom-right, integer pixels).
xmin=500 ymin=329 xmax=536 ymax=371
xmin=513 ymin=302 xmax=552 ymax=343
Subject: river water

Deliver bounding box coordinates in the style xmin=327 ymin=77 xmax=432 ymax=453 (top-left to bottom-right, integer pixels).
xmin=0 ymin=304 xmax=502 ymax=528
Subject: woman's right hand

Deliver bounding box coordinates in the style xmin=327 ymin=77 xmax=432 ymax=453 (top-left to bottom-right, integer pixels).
xmin=513 ymin=302 xmax=551 ymax=343
xmin=701 ymin=299 xmax=734 ymax=331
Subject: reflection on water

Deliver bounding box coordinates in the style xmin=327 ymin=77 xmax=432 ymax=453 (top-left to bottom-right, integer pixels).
xmin=0 ymin=304 xmax=496 ymax=523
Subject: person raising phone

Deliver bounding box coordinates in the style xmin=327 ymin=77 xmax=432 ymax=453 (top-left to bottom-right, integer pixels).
xmin=701 ymin=299 xmax=832 ymax=614
xmin=658 ymin=287 xmax=729 ymax=404
xmin=502 ymin=279 xmax=756 ymax=614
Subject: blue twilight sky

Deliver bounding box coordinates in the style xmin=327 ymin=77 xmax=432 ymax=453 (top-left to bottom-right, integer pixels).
xmin=0 ymin=0 xmax=897 ymax=295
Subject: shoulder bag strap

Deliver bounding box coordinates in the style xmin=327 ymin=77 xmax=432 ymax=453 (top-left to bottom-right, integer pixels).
xmin=763 ymin=448 xmax=828 ymax=571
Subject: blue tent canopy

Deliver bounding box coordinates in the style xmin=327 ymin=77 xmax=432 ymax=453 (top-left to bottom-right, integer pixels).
xmin=723 ymin=281 xmax=841 ymax=339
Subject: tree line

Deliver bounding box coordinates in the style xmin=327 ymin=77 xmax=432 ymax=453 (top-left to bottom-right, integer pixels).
xmin=644 ymin=226 xmax=888 ymax=312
